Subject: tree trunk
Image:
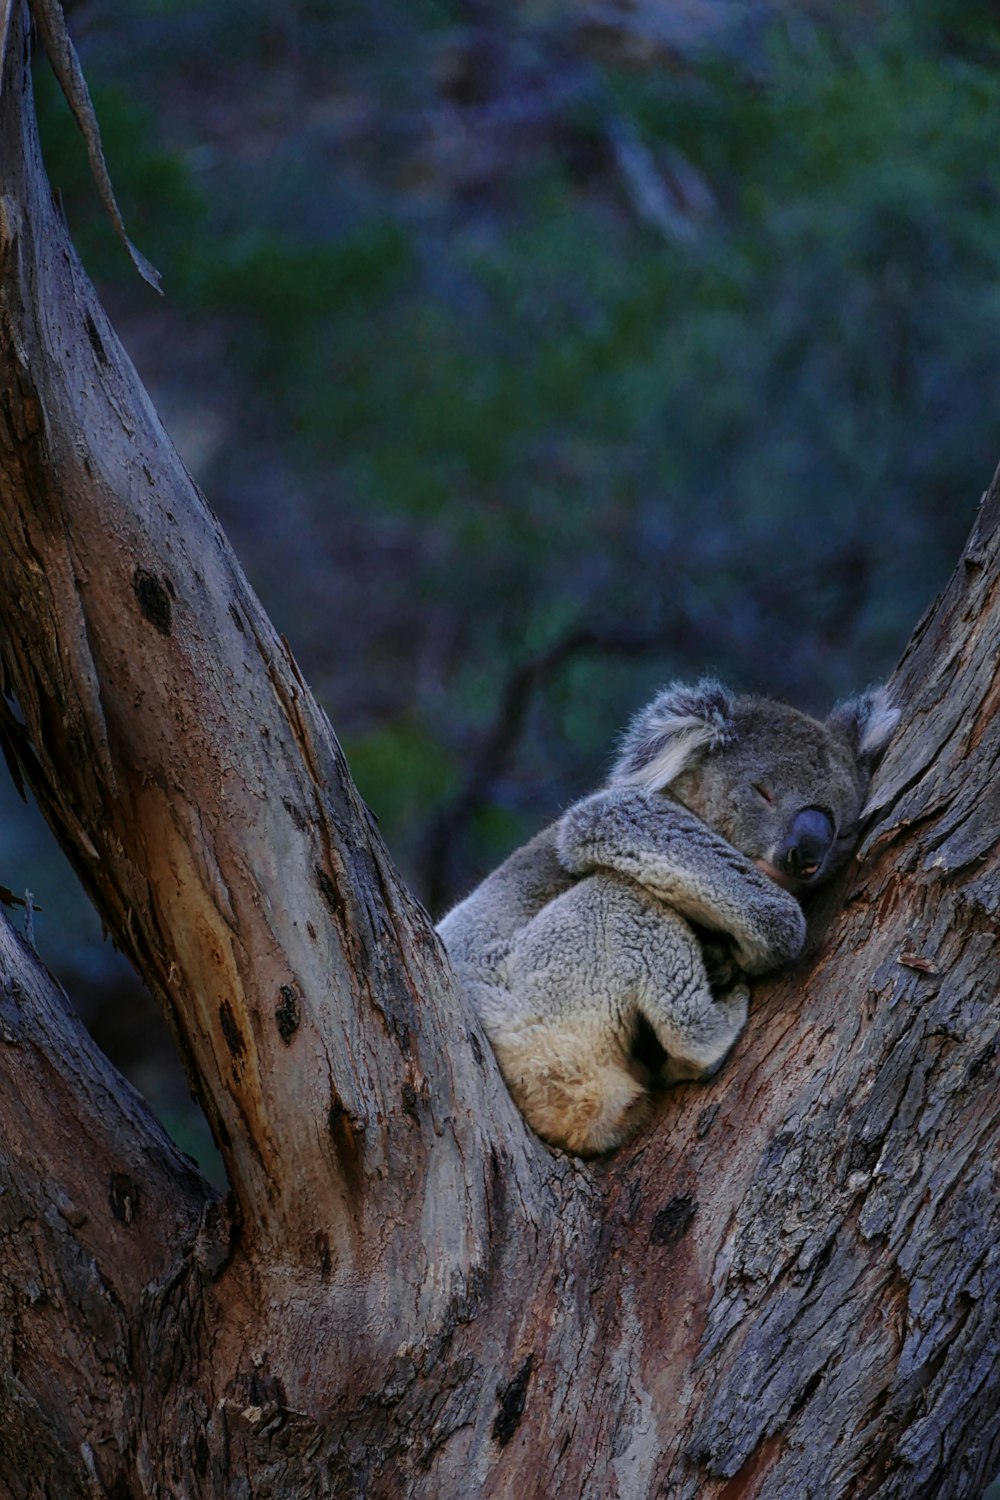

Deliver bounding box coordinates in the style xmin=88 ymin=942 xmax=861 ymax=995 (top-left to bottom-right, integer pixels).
xmin=0 ymin=2 xmax=998 ymax=1495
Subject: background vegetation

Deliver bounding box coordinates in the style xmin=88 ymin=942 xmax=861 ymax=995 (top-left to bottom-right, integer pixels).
xmin=5 ymin=0 xmax=999 ymax=1180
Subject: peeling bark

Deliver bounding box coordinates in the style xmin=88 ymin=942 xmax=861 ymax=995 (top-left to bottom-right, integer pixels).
xmin=0 ymin=1 xmax=998 ymax=1495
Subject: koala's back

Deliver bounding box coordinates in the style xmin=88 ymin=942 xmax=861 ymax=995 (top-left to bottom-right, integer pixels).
xmin=437 ymin=824 xmax=571 ymax=967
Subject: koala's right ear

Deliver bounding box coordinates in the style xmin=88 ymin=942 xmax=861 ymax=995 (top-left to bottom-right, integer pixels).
xmin=609 ymin=679 xmax=737 ymax=791
xmin=827 ymin=686 xmax=900 ymax=770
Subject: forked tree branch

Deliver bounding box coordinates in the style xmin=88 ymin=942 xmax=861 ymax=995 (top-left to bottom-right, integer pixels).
xmin=0 ymin=0 xmax=526 ymax=1334
xmin=2 ymin=2 xmax=1000 ymax=1492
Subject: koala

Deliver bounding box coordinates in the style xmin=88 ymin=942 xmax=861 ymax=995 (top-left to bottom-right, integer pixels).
xmin=438 ymin=680 xmax=898 ymax=1157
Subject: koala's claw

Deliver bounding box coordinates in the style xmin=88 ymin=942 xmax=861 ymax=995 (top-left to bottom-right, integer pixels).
xmin=700 ymin=935 xmax=742 ymax=995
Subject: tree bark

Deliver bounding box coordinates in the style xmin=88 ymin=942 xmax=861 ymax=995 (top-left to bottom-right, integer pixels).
xmin=0 ymin=2 xmax=998 ymax=1495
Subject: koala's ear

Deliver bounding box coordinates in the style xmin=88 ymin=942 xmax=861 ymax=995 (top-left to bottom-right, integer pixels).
xmin=827 ymin=686 xmax=900 ymax=769
xmin=609 ymin=679 xmax=737 ymax=791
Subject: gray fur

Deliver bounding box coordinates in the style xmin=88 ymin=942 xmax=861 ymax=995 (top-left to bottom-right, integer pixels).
xmin=827 ymin=686 xmax=900 ymax=767
xmin=610 ymin=678 xmax=737 ymax=790
xmin=439 ymin=681 xmax=897 ymax=1156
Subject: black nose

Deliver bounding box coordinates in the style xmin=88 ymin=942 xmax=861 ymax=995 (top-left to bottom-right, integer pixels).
xmin=778 ymin=807 xmax=835 ymax=881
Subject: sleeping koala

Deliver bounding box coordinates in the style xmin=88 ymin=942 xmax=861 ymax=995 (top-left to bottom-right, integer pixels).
xmin=438 ymin=680 xmax=898 ymax=1156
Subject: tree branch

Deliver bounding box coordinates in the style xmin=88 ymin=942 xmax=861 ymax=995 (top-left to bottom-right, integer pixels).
xmin=0 ymin=0 xmax=524 ymax=1333
xmin=605 ymin=474 xmax=1000 ymax=1496
xmin=2 ymin=2 xmax=1000 ymax=1489
xmin=0 ymin=905 xmax=217 ymax=1490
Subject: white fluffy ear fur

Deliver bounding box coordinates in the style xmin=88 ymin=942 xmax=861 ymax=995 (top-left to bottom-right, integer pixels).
xmin=827 ymin=686 xmax=899 ymax=766
xmin=609 ymin=679 xmax=736 ymax=791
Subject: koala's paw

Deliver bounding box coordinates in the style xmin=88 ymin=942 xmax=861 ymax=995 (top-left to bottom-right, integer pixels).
xmin=661 ymin=1054 xmax=714 ymax=1085
xmin=661 ymin=983 xmax=749 ymax=1086
xmin=733 ymin=894 xmax=806 ymax=974
xmin=715 ymin=981 xmax=750 ymax=1035
xmin=700 ymin=935 xmax=742 ymax=996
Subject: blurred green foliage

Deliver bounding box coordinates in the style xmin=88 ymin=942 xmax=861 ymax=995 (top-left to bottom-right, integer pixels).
xmin=14 ymin=0 xmax=1000 ymax=1170
xmin=31 ymin=0 xmax=1000 ymax=893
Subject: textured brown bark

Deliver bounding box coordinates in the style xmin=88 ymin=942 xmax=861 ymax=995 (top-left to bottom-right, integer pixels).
xmin=0 ymin=2 xmax=998 ymax=1496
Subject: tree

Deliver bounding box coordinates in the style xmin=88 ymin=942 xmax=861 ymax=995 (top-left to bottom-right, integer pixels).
xmin=1 ymin=2 xmax=999 ymax=1494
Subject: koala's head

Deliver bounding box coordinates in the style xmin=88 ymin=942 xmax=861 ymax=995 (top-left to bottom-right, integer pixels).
xmin=609 ymin=679 xmax=899 ymax=893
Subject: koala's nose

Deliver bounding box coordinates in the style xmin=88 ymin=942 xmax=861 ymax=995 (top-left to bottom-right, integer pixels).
xmin=778 ymin=807 xmax=835 ymax=881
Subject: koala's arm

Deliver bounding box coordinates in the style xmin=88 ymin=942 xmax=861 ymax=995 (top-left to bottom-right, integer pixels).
xmin=557 ymin=789 xmax=805 ymax=974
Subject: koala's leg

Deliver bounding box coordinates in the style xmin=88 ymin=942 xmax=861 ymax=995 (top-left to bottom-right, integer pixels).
xmin=624 ymin=894 xmax=750 ymax=1085
xmin=490 ymin=877 xmax=668 ymax=1156
xmin=454 ymin=972 xmax=644 ymax=1155
xmin=488 ymin=1018 xmax=651 ymax=1157
xmin=654 ymin=982 xmax=749 ymax=1085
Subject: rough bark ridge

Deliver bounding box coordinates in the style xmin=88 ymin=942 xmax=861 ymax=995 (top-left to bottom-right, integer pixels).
xmin=0 ymin=1 xmax=998 ymax=1495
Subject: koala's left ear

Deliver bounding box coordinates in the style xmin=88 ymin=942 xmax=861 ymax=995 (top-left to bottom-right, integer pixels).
xmin=609 ymin=678 xmax=737 ymax=791
xmin=827 ymin=686 xmax=900 ymax=769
